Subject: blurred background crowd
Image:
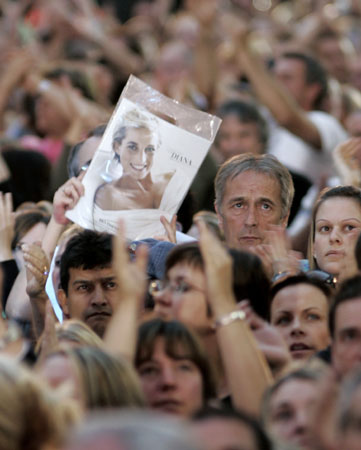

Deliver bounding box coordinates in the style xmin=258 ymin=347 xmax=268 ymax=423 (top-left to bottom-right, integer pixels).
xmin=0 ymin=1 xmax=360 ymax=450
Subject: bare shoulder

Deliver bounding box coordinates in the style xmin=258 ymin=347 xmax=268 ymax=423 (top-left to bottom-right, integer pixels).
xmin=95 ymin=183 xmax=118 ymax=210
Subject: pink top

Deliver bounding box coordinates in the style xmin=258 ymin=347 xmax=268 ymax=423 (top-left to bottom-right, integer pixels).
xmin=20 ymin=135 xmax=64 ymax=164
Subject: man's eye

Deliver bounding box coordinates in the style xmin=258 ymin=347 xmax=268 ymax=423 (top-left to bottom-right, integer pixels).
xmin=233 ymin=202 xmax=243 ymax=209
xmin=145 ymin=146 xmax=155 ymax=154
xmin=341 ymin=329 xmax=359 ymax=342
xmin=77 ymin=284 xmax=90 ymax=292
xmin=261 ymin=203 xmax=271 ymax=210
xmin=105 ymin=281 xmax=117 ymax=289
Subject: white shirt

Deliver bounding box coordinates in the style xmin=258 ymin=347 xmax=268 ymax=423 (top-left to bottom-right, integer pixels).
xmin=268 ymin=111 xmax=348 ymax=184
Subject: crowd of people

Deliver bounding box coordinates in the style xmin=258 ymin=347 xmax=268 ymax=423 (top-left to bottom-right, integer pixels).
xmin=1 ymin=0 xmax=361 ymax=449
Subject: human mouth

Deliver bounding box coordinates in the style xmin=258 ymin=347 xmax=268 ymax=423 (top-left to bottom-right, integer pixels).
xmin=239 ymin=236 xmax=261 ymax=244
xmin=130 ymin=163 xmax=147 ymax=171
xmin=289 ymin=343 xmax=314 ymax=359
xmin=153 ymin=399 xmax=183 ymax=414
xmin=85 ymin=310 xmax=112 ymax=321
xmin=293 ymin=434 xmax=313 ymax=448
xmin=325 ymin=250 xmax=344 ymax=257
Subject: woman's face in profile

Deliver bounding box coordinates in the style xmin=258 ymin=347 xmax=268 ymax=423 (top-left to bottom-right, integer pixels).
xmin=115 ymin=127 xmax=156 ymax=180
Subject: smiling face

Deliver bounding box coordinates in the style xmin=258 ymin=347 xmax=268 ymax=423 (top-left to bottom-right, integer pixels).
xmin=271 ymin=283 xmax=330 ymax=360
xmin=137 ymin=337 xmax=204 ymax=417
xmin=114 ymin=127 xmax=156 ymax=180
xmin=313 ymin=197 xmax=361 ymax=276
xmin=267 ymin=378 xmax=318 ymax=450
xmin=216 ymin=170 xmax=287 ymax=250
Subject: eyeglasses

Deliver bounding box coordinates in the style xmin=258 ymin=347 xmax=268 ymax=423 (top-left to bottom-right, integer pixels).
xmin=148 ymin=279 xmax=205 ymax=297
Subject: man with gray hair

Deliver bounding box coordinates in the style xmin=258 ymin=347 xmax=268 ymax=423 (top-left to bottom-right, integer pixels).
xmin=214 ymin=153 xmax=294 ymax=252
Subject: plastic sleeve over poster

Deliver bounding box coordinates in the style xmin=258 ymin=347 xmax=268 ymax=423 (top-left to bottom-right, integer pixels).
xmin=66 ymin=75 xmax=221 ymax=240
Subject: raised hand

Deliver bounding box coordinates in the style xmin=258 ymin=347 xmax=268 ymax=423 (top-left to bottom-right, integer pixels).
xmin=22 ymin=243 xmax=50 ymax=298
xmin=53 ymin=175 xmax=85 ymax=225
xmin=197 ymin=218 xmax=234 ymax=311
xmin=153 ymin=214 xmax=177 ymax=243
xmin=333 ymin=137 xmax=361 ymax=186
xmin=237 ymin=300 xmax=291 ymax=376
xmin=113 ymin=221 xmax=149 ymax=304
xmin=252 ymin=224 xmax=301 ymax=279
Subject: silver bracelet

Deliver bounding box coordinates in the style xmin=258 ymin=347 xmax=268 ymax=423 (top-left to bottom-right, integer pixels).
xmin=215 ymin=310 xmax=246 ymax=328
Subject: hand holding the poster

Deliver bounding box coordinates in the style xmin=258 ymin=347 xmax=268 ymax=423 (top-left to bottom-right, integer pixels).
xmin=53 ymin=175 xmax=85 ymax=225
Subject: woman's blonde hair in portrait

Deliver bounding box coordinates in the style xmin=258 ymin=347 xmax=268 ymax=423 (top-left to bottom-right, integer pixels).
xmin=112 ymin=108 xmax=160 ymax=150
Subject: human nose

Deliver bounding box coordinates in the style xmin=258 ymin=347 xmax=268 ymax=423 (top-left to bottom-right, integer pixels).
xmin=245 ymin=204 xmax=258 ymax=227
xmin=293 ymin=410 xmax=309 ymax=438
xmin=153 ymin=288 xmax=173 ymax=318
xmin=90 ymin=284 xmax=107 ymax=306
xmin=290 ymin=317 xmax=305 ymax=337
xmin=159 ymin=366 xmax=177 ymax=389
xmin=134 ymin=149 xmax=147 ymax=165
xmin=329 ymin=227 xmax=342 ymax=243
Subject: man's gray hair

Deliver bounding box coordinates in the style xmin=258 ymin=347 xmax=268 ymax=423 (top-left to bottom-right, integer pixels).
xmin=214 ymin=153 xmax=294 ymax=221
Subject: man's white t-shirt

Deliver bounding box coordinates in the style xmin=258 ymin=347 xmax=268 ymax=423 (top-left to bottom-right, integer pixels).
xmin=268 ymin=111 xmax=348 ymax=184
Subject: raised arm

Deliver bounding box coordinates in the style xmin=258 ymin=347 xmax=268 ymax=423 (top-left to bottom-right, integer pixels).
xmin=236 ymin=29 xmax=322 ymax=149
xmin=103 ymin=222 xmax=148 ymax=361
xmin=198 ymin=220 xmax=272 ymax=417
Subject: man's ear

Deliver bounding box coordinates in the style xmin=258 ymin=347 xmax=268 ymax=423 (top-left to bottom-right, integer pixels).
xmin=214 ymin=202 xmax=224 ymax=233
xmin=57 ymin=289 xmax=70 ymax=318
xmin=280 ymin=211 xmax=290 ymax=228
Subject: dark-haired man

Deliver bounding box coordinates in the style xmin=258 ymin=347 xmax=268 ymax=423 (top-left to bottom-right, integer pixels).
xmin=329 ymin=275 xmax=361 ymax=378
xmin=57 ymin=229 xmax=174 ymax=338
xmin=237 ymin=35 xmax=347 ymax=184
xmin=57 ymin=230 xmax=118 ymax=337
